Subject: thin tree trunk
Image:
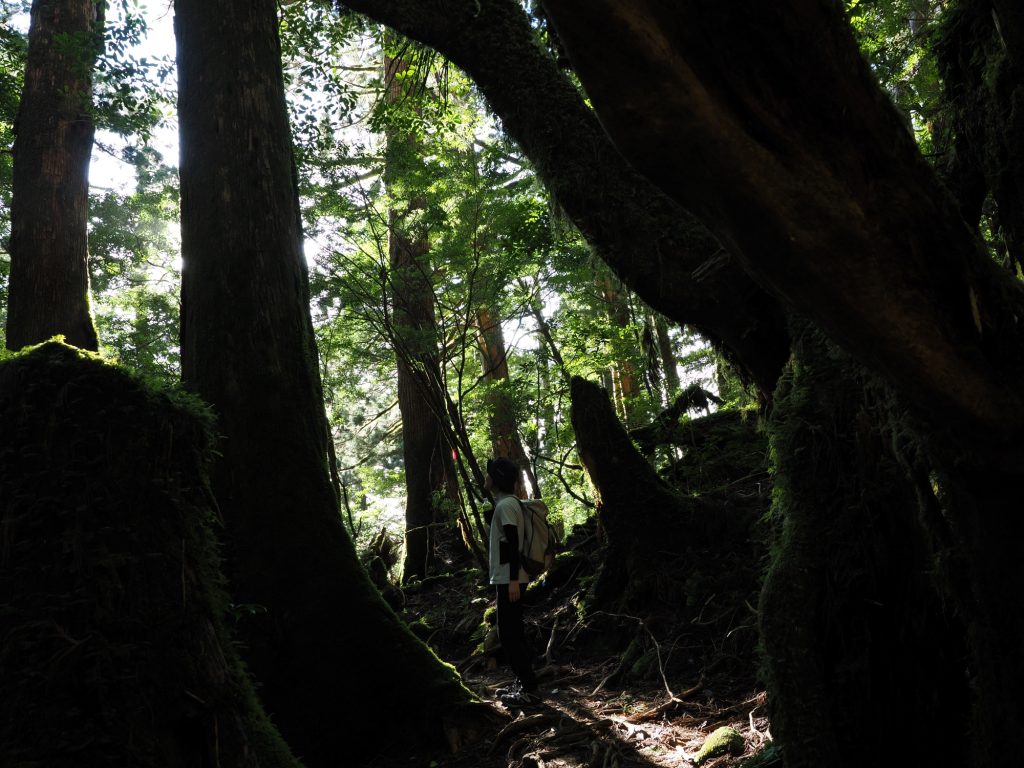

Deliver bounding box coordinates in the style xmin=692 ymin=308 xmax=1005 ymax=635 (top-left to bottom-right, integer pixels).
xmin=654 ymin=315 xmax=681 ymax=399
xmin=384 ymin=52 xmax=464 ymax=581
xmin=174 ymin=3 xmax=473 ymax=763
xmin=601 ymin=274 xmax=636 ymax=424
xmin=6 ymin=0 xmax=101 ymax=351
xmin=476 ymin=305 xmax=540 ymax=497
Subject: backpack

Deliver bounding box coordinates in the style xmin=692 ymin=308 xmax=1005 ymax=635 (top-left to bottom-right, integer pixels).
xmin=516 ymin=499 xmax=559 ymax=577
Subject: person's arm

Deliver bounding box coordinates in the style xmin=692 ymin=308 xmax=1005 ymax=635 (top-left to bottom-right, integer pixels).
xmin=503 ymin=521 xmax=523 ymax=602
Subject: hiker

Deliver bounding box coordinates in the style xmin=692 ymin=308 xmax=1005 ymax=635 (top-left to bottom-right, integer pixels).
xmin=485 ymin=456 xmax=540 ymax=705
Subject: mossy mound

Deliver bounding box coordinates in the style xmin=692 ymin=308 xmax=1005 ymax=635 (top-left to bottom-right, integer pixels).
xmin=694 ymin=726 xmax=745 ymax=764
xmin=0 ymin=342 xmax=300 ymax=768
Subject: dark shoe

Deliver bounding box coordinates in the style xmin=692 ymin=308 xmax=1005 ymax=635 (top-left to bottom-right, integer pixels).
xmin=499 ymin=688 xmax=542 ymax=707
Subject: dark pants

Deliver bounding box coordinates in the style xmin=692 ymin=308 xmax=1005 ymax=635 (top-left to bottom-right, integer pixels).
xmin=496 ymin=585 xmax=537 ymax=691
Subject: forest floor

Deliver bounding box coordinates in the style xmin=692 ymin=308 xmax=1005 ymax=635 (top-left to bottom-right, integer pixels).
xmin=361 ymin=411 xmax=775 ymax=768
xmin=362 ymin=561 xmax=777 ymax=768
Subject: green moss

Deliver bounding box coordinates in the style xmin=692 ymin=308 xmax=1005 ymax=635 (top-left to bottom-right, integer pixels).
xmin=0 ymin=341 xmax=299 ymax=767
xmin=694 ymin=726 xmax=745 ymax=764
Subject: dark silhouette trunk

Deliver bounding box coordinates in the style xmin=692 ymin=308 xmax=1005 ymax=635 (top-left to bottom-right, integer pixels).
xmin=174 ymin=2 xmax=474 ymax=763
xmin=758 ymin=326 xmax=971 ymax=768
xmin=6 ymin=0 xmax=101 ymax=351
xmin=937 ymin=0 xmax=1024 ymax=274
xmin=569 ymin=376 xmax=750 ymax=609
xmin=0 ymin=343 xmax=299 ymax=768
xmin=336 ymin=0 xmax=791 ymax=398
xmin=540 ymin=2 xmax=1024 ymax=764
xmin=540 ymin=0 xmax=1024 ymax=448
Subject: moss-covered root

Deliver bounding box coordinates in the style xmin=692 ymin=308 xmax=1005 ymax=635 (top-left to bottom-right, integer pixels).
xmin=0 ymin=342 xmax=300 ymax=768
xmin=695 ymin=727 xmax=745 ymax=764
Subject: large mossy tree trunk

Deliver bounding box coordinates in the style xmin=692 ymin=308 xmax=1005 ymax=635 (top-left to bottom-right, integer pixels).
xmin=759 ymin=327 xmax=971 ymax=768
xmin=539 ymin=0 xmax=1024 ymax=446
xmin=5 ymin=0 xmax=101 ymax=352
xmin=539 ymin=3 xmax=1024 ymax=764
xmin=173 ymin=2 xmax=474 ymax=763
xmin=937 ymin=0 xmax=1024 ymax=276
xmin=0 ymin=342 xmax=299 ymax=768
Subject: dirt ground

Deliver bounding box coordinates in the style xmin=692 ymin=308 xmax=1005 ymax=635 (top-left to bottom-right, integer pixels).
xmin=454 ymin=666 xmax=771 ymax=768
xmin=361 ymin=570 xmax=776 ymax=768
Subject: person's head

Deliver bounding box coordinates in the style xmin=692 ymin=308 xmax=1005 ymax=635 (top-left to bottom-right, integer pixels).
xmin=486 ymin=457 xmax=519 ymax=495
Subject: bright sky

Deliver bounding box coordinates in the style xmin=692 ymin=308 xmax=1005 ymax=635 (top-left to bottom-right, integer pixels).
xmin=90 ymin=2 xmax=179 ymax=193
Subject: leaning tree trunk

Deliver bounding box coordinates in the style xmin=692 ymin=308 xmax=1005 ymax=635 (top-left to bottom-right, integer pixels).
xmin=540 ymin=0 xmax=1024 ymax=449
xmin=337 ymin=0 xmax=792 ymax=398
xmin=758 ymin=326 xmax=972 ymax=768
xmin=174 ymin=2 xmax=475 ymax=764
xmin=6 ymin=0 xmax=101 ymax=351
xmin=569 ymin=376 xmax=731 ymax=609
xmin=0 ymin=342 xmax=300 ymax=768
xmin=383 ymin=52 xmax=465 ymax=582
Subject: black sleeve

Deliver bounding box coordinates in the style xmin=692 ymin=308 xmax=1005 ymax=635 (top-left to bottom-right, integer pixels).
xmin=503 ymin=523 xmax=521 ymax=582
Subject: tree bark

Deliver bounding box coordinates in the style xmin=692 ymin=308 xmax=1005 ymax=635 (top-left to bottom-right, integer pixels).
xmin=0 ymin=342 xmax=300 ymax=768
xmin=654 ymin=315 xmax=681 ymax=400
xmin=937 ymin=0 xmax=1024 ymax=275
xmin=174 ymin=2 xmax=473 ymax=763
xmin=600 ymin=274 xmax=637 ymax=424
xmin=759 ymin=326 xmax=971 ymax=768
xmin=476 ymin=305 xmax=540 ymax=497
xmin=6 ymin=0 xmax=101 ymax=351
xmin=384 ymin=53 xmax=465 ymax=581
xmin=540 ymin=0 xmax=1024 ymax=458
xmin=539 ymin=3 xmax=1024 ymax=763
xmin=569 ymin=376 xmax=731 ymax=609
xmin=336 ymin=0 xmax=791 ymax=397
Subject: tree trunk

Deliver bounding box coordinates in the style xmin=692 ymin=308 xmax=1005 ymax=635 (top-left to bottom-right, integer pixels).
xmin=390 ymin=222 xmax=463 ymax=580
xmin=937 ymin=0 xmax=1024 ymax=275
xmin=540 ymin=5 xmax=1024 ymax=761
xmin=476 ymin=305 xmax=540 ymax=497
xmin=600 ymin=274 xmax=637 ymax=424
xmin=337 ymin=0 xmax=791 ymax=398
xmin=6 ymin=0 xmax=100 ymax=351
xmin=383 ymin=53 xmax=465 ymax=581
xmin=654 ymin=315 xmax=681 ymax=400
xmin=569 ymin=375 xmax=729 ymax=609
xmin=174 ymin=2 xmax=474 ymax=763
xmin=759 ymin=326 xmax=971 ymax=768
xmin=0 ymin=342 xmax=300 ymax=768
xmin=539 ymin=0 xmax=1024 ymax=452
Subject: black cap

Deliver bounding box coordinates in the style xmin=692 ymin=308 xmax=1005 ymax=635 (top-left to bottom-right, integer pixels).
xmin=487 ymin=457 xmax=519 ymax=493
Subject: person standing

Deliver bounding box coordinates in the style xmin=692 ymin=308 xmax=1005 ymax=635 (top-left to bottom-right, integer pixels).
xmin=485 ymin=456 xmax=540 ymax=705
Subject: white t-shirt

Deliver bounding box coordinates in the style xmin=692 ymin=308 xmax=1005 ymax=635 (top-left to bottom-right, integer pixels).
xmin=488 ymin=491 xmax=530 ymax=584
